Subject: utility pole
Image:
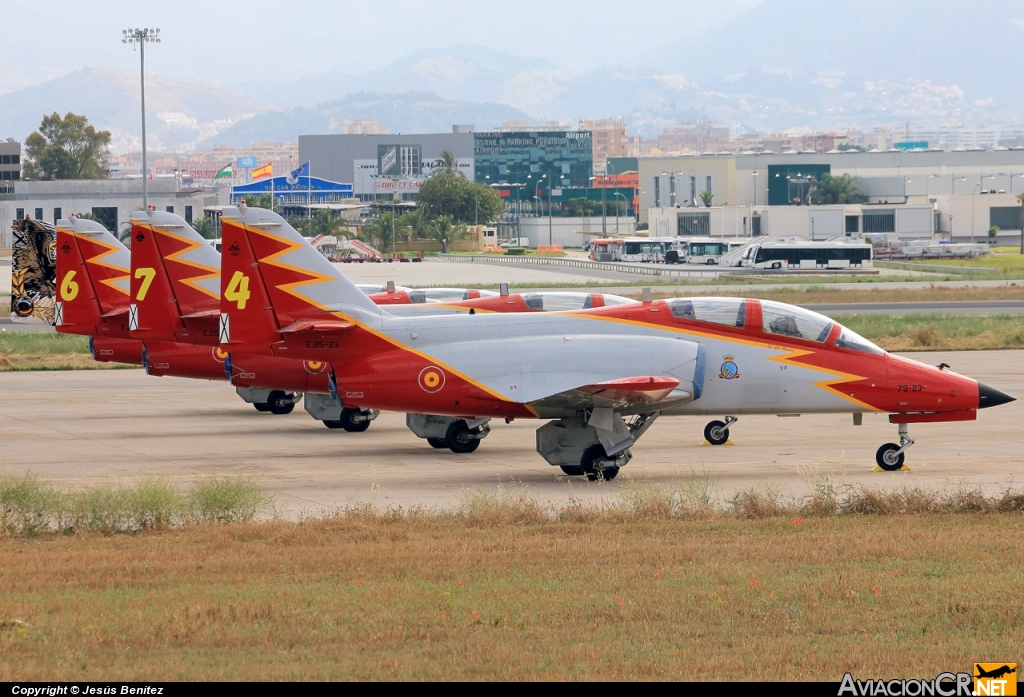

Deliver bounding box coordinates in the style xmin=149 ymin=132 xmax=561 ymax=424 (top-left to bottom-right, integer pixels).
xmin=122 ymin=27 xmax=160 ymax=209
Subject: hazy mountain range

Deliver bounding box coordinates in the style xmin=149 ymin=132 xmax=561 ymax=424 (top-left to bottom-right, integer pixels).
xmin=2 ymin=0 xmax=1021 ymax=151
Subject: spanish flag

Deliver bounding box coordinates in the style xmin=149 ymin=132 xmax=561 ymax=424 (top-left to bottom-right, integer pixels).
xmin=252 ymin=163 xmax=273 ymax=180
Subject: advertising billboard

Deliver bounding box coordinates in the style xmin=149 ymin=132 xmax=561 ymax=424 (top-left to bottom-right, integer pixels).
xmin=237 ymin=156 xmax=258 ymax=168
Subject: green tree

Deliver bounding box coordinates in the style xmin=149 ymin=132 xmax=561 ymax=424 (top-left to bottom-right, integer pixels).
xmin=240 ymin=193 xmax=275 ymax=210
xmin=699 ymin=189 xmax=714 ymax=207
xmin=424 ymin=214 xmax=466 ymax=254
xmin=192 ymin=217 xmax=215 ymax=240
xmin=306 ymin=209 xmax=351 ymax=240
xmin=361 ymin=212 xmax=399 ymax=252
xmin=416 ymin=172 xmax=504 ymax=225
xmin=397 ymin=209 xmax=432 ymax=242
xmin=809 ymin=173 xmax=867 ymax=205
xmin=988 ymin=225 xmax=999 ymax=238
xmin=436 ymin=149 xmax=462 ymax=177
xmin=23 ymin=112 xmax=111 ymax=180
xmin=563 ymin=197 xmax=600 ymax=217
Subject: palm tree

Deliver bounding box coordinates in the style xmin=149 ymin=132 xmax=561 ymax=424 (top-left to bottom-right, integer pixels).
xmin=426 ymin=214 xmax=465 ymax=254
xmin=810 ymin=173 xmax=867 ymax=205
xmin=192 ymin=217 xmax=215 ymax=240
xmin=436 ymin=149 xmax=463 ymax=177
xmin=398 ymin=209 xmax=431 ymax=242
xmin=361 ymin=212 xmax=399 ymax=253
xmin=307 ymin=209 xmax=350 ymax=240
xmin=699 ymin=189 xmax=715 ymax=208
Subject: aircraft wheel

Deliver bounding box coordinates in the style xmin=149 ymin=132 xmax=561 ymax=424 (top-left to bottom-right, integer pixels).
xmin=875 ymin=443 xmax=905 ymax=471
xmin=341 ymin=408 xmax=371 ymax=433
xmin=323 ymin=420 xmax=345 ymax=429
xmin=559 ymin=465 xmax=584 ymax=476
xmin=267 ymin=391 xmax=295 ymax=415
xmin=427 ymin=437 xmax=448 ymax=449
xmin=445 ymin=421 xmax=481 ymax=453
xmin=704 ymin=420 xmax=730 ymax=445
xmin=253 ymin=402 xmax=270 ymax=412
xmin=581 ymin=444 xmax=617 ymax=481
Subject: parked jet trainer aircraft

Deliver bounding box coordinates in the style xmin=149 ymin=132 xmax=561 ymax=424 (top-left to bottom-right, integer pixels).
xmin=128 ymin=208 xmax=639 ymax=442
xmin=217 ymin=204 xmax=1014 ymax=479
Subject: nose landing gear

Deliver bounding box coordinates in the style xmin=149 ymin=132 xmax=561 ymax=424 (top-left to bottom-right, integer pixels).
xmin=704 ymin=416 xmax=737 ymax=445
xmin=876 ymin=423 xmax=914 ymax=471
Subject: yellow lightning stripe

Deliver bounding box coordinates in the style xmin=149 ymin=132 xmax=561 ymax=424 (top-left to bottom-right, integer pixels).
xmin=56 ymin=227 xmax=130 ymax=296
xmin=139 ymin=223 xmax=220 ymax=300
xmin=246 ymin=225 xmax=527 ymax=408
xmin=764 ymin=346 xmax=882 ymax=412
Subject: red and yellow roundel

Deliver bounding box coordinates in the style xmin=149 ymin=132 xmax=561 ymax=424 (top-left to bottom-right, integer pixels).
xmin=212 ymin=346 xmax=229 ymax=363
xmin=418 ymin=366 xmax=446 ymax=393
xmin=304 ymin=360 xmax=327 ymax=374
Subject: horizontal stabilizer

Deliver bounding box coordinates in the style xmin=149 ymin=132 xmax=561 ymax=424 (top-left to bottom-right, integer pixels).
xmin=578 ymin=376 xmax=681 ymax=404
xmin=278 ymin=319 xmax=354 ymax=333
xmin=101 ymin=307 xmax=129 ymax=319
xmin=181 ymin=309 xmax=220 ymax=320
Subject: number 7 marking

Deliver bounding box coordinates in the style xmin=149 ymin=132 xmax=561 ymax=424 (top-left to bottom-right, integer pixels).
xmin=134 ymin=267 xmax=156 ymax=301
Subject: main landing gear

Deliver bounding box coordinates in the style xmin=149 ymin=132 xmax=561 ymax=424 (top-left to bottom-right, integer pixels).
xmin=704 ymin=416 xmax=737 ymax=445
xmin=876 ymin=423 xmax=914 ymax=471
xmin=323 ymin=407 xmax=378 ymax=433
xmin=407 ymin=414 xmax=491 ymax=453
xmin=537 ymin=409 xmax=660 ymax=481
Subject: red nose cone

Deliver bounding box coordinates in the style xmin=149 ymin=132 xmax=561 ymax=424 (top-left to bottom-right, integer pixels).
xmin=978 ymin=382 xmax=1015 ymax=409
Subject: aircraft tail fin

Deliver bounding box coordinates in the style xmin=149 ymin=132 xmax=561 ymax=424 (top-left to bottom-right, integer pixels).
xmin=129 ymin=210 xmax=221 ymax=343
xmin=53 ymin=216 xmax=131 ymax=337
xmin=219 ymin=205 xmax=381 ymax=330
xmin=217 ymin=208 xmax=284 ymax=355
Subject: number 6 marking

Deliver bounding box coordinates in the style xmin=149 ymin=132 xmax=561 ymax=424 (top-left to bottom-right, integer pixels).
xmin=60 ymin=271 xmax=79 ymax=301
xmin=134 ymin=267 xmax=156 ymax=301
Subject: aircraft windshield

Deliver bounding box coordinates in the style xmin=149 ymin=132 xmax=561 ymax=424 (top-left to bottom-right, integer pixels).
xmin=668 ymin=297 xmax=747 ymax=328
xmin=835 ymin=325 xmax=885 ymax=355
xmin=760 ymin=300 xmax=833 ymax=342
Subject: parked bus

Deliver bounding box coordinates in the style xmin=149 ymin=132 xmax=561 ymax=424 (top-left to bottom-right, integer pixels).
xmin=621 ymin=238 xmax=666 ymax=262
xmin=740 ymin=241 xmax=873 ymax=270
xmin=685 ymin=239 xmax=731 ymax=265
xmin=589 ymin=239 xmax=624 ymax=261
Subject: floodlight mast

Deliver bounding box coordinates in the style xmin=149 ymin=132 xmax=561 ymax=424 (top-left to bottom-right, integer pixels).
xmin=122 ymin=27 xmax=161 ymax=209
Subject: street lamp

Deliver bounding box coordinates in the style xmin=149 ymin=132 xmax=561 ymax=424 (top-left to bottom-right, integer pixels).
xmin=661 ymin=169 xmax=678 ymax=207
xmin=122 ymin=27 xmax=161 ymax=209
xmin=613 ymin=192 xmax=627 ymax=234
xmin=926 ymin=174 xmax=939 ymax=197
xmin=752 ymin=170 xmax=759 ymax=208
xmin=973 ymin=175 xmax=994 ymax=244
xmin=952 ymin=176 xmax=966 ymax=195
xmin=1011 ymin=173 xmax=1024 ymax=194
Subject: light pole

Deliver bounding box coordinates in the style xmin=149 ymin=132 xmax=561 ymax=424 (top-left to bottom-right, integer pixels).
xmin=661 ymin=169 xmax=678 ymax=207
xmin=973 ymin=175 xmax=994 ymax=245
xmin=752 ymin=170 xmax=759 ymax=208
xmin=122 ymin=27 xmax=161 ymax=209
xmin=926 ymin=174 xmax=939 ymax=197
xmin=952 ymin=176 xmax=966 ymax=195
xmin=949 ymin=214 xmax=954 ymax=242
xmin=613 ymin=192 xmax=627 ymax=234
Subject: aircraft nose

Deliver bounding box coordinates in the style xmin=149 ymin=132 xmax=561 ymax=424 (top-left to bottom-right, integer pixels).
xmin=978 ymin=382 xmax=1016 ymax=409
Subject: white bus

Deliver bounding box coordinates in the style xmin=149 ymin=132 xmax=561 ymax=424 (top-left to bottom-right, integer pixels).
xmin=621 ymin=237 xmax=671 ymax=263
xmin=685 ymin=239 xmax=732 ymax=265
xmin=740 ymin=241 xmax=873 ymax=270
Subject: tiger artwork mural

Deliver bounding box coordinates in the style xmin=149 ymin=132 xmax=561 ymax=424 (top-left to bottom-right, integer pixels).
xmin=10 ymin=218 xmax=57 ymax=324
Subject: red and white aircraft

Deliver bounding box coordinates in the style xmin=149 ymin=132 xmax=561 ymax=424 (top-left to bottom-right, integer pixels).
xmin=216 ymin=204 xmax=1015 ymax=478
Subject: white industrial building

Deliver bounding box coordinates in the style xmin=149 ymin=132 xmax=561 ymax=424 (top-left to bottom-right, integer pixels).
xmin=1 ymin=180 xmax=214 ymax=248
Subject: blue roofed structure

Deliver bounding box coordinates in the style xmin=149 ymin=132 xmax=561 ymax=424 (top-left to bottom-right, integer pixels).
xmin=230 ymin=175 xmax=355 ymax=214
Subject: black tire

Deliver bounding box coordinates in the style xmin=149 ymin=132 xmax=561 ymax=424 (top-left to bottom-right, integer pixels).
xmin=704 ymin=420 xmax=729 ymax=445
xmin=445 ymin=421 xmax=481 ymax=453
xmin=559 ymin=465 xmax=584 ymax=476
xmin=602 ymin=466 xmax=621 ymax=481
xmin=323 ymin=420 xmax=345 ymax=429
xmin=581 ymin=444 xmax=615 ymax=482
xmin=875 ymin=443 xmax=905 ymax=471
xmin=254 ymin=402 xmax=270 ymax=412
xmin=267 ymin=391 xmax=295 ymax=415
xmin=341 ymin=407 xmax=371 ymax=433
xmin=427 ymin=437 xmax=448 ymax=449
xmin=706 ymin=258 xmax=716 ymax=265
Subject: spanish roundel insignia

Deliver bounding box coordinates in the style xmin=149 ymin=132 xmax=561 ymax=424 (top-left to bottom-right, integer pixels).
xmin=304 ymin=360 xmax=327 ymax=374
xmin=418 ymin=366 xmax=445 ymax=393
xmin=212 ymin=346 xmax=229 ymax=363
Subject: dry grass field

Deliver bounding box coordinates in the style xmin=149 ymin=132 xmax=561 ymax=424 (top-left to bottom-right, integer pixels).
xmin=0 ymin=332 xmax=132 ymax=371
xmin=2 ymin=485 xmax=1023 ymax=681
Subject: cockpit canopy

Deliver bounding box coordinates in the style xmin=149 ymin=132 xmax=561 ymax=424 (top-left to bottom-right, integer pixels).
xmin=665 ymin=297 xmax=883 ymax=355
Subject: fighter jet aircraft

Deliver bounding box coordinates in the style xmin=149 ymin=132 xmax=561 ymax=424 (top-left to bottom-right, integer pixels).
xmin=217 ymin=204 xmax=1014 ymax=479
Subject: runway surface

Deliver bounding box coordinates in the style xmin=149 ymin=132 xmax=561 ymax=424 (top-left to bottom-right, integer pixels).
xmin=1 ymin=350 xmax=1020 ymax=517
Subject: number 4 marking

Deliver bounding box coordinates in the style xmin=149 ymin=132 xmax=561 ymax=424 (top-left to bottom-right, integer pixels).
xmin=224 ymin=271 xmax=251 ymax=310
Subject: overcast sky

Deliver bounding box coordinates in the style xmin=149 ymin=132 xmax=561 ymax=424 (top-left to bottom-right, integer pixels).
xmin=1 ymin=0 xmax=764 ymax=94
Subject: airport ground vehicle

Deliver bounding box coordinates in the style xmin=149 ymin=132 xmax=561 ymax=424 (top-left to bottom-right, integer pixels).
xmin=499 ymin=237 xmax=530 ymax=248
xmin=685 ymin=239 xmax=731 ymax=265
xmin=588 ymin=239 xmax=624 ymax=261
xmin=217 ymin=204 xmax=1014 ymax=478
xmin=739 ymin=240 xmax=873 ymax=270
